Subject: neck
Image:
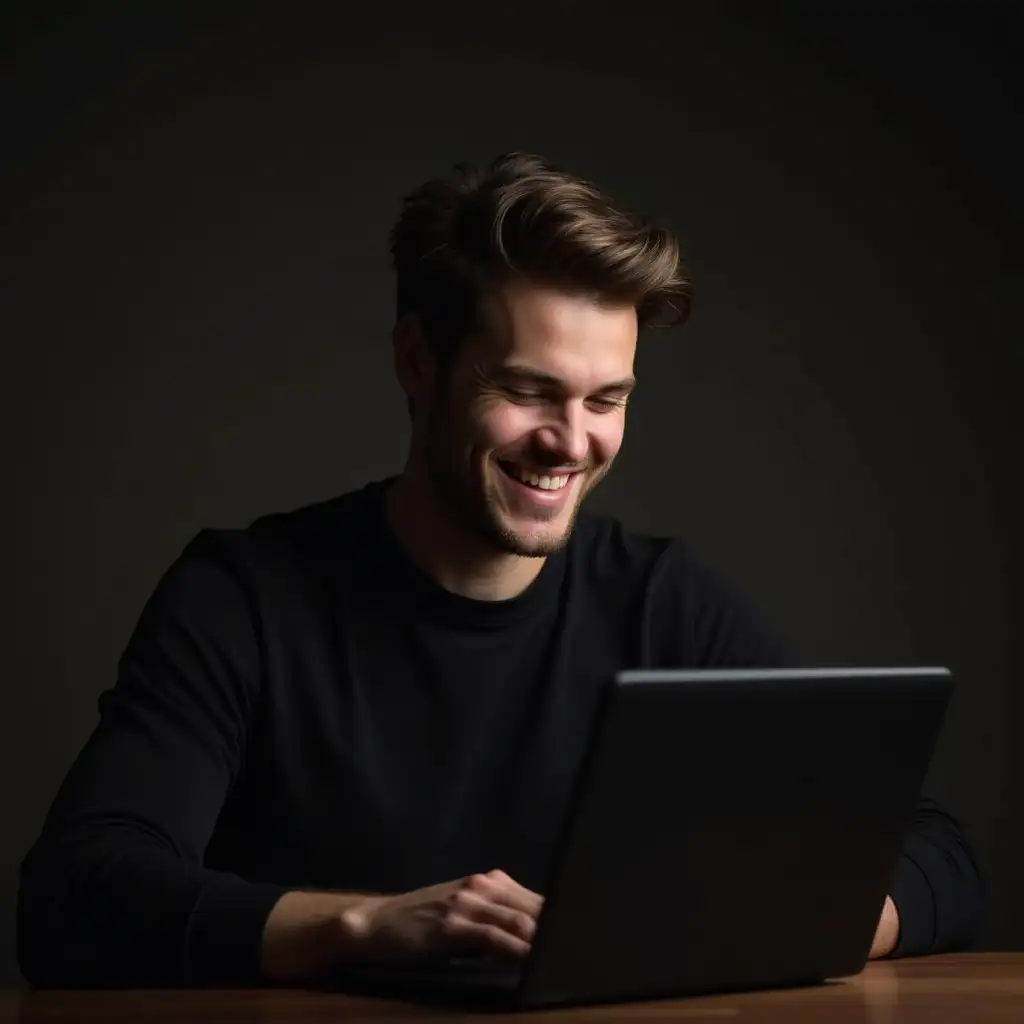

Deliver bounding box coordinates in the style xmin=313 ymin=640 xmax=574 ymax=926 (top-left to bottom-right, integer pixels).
xmin=384 ymin=468 xmax=545 ymax=602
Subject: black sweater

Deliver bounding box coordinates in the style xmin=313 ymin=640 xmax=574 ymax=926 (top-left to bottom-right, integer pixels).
xmin=17 ymin=480 xmax=983 ymax=986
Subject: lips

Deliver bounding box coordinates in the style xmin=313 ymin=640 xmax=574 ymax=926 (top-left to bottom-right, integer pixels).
xmin=495 ymin=460 xmax=582 ymax=511
xmin=499 ymin=461 xmax=572 ymax=491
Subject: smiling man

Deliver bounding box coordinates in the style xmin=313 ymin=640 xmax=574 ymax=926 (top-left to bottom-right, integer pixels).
xmin=387 ymin=276 xmax=638 ymax=600
xmin=18 ymin=153 xmax=982 ymax=988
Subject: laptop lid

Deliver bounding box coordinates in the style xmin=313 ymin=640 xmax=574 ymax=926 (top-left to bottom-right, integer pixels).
xmin=520 ymin=667 xmax=953 ymax=1008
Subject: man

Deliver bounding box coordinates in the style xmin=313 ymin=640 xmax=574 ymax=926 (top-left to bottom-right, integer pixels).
xmin=18 ymin=153 xmax=982 ymax=988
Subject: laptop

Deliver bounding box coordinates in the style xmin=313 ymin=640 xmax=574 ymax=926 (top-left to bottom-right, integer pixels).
xmin=327 ymin=666 xmax=953 ymax=1010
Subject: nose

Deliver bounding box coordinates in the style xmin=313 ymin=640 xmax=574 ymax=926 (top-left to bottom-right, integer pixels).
xmin=534 ymin=401 xmax=590 ymax=468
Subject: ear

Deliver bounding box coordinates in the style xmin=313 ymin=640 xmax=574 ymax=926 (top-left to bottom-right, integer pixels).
xmin=392 ymin=313 xmax=436 ymax=409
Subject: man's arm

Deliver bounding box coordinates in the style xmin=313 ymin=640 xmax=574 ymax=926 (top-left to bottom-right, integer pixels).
xmin=260 ymin=871 xmax=543 ymax=981
xmin=869 ymin=896 xmax=900 ymax=958
xmin=259 ymin=891 xmax=377 ymax=982
xmin=672 ymin=543 xmax=984 ymax=958
xmin=17 ymin=533 xmax=291 ymax=987
xmin=882 ymin=795 xmax=983 ymax=957
xmin=19 ymin=533 xmax=548 ymax=987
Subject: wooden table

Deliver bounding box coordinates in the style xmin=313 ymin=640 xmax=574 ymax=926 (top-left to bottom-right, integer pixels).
xmin=3 ymin=954 xmax=1021 ymax=1022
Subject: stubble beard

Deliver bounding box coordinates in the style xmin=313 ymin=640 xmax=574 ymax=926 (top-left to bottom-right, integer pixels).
xmin=423 ymin=403 xmax=601 ymax=559
xmin=481 ymin=469 xmax=586 ymax=558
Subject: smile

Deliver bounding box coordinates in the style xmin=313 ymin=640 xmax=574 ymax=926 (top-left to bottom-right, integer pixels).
xmin=498 ymin=462 xmax=574 ymax=491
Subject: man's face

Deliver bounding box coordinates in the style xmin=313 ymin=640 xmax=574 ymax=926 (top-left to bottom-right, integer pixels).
xmin=420 ymin=279 xmax=638 ymax=557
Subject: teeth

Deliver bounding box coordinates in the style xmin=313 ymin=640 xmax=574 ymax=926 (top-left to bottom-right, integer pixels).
xmin=513 ymin=468 xmax=570 ymax=490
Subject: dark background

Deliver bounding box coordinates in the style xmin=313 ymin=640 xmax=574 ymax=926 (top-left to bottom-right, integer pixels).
xmin=1 ymin=1 xmax=1019 ymax=986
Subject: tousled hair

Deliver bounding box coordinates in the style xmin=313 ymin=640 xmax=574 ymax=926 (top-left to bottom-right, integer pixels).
xmin=389 ymin=152 xmax=691 ymax=362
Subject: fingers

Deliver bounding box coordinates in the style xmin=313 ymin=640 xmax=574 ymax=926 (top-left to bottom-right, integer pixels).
xmin=448 ymin=918 xmax=532 ymax=958
xmin=472 ymin=869 xmax=545 ymax=919
xmin=450 ymin=887 xmax=537 ymax=944
xmin=437 ymin=875 xmax=543 ymax=959
xmin=345 ymin=879 xmax=538 ymax=964
xmin=442 ymin=903 xmax=532 ymax=959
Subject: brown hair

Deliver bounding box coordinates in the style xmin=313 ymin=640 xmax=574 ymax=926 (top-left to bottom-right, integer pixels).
xmin=389 ymin=152 xmax=691 ymax=361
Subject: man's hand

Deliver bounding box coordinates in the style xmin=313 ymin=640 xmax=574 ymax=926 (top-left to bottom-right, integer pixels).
xmin=868 ymin=895 xmax=900 ymax=959
xmin=341 ymin=869 xmax=544 ymax=964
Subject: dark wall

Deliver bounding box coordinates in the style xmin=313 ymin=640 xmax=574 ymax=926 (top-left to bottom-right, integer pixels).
xmin=2 ymin=3 xmax=1018 ymax=984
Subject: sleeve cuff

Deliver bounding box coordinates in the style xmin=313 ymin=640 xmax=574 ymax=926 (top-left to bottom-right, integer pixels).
xmin=888 ymin=848 xmax=937 ymax=957
xmin=184 ymin=877 xmax=288 ymax=986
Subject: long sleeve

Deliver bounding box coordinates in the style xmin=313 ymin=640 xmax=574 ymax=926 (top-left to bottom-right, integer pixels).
xmin=17 ymin=532 xmax=287 ymax=988
xmin=887 ymin=795 xmax=983 ymax=956
xmin=672 ymin=543 xmax=985 ymax=957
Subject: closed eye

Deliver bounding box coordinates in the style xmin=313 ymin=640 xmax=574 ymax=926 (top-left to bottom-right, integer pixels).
xmin=505 ymin=388 xmax=545 ymax=403
xmin=589 ymin=396 xmax=629 ymax=411
xmin=503 ymin=387 xmax=630 ymax=410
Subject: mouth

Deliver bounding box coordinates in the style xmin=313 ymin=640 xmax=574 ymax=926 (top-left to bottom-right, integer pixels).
xmin=497 ymin=460 xmax=577 ymax=492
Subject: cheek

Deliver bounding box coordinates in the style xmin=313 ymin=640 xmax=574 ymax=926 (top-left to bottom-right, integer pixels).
xmin=476 ymin=405 xmax=537 ymax=449
xmin=591 ymin=416 xmax=626 ymax=463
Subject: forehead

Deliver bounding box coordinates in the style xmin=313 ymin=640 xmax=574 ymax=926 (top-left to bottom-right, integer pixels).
xmin=472 ymin=279 xmax=638 ymax=386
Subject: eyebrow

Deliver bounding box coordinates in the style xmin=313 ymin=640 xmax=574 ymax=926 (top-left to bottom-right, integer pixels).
xmin=498 ymin=365 xmax=637 ymax=395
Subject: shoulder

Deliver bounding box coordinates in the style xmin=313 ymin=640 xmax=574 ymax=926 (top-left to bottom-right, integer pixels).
xmin=151 ymin=482 xmax=381 ymax=618
xmin=195 ymin=481 xmax=379 ymax=568
xmin=571 ymin=510 xmax=797 ymax=668
xmin=570 ymin=509 xmax=720 ymax=594
xmin=569 ymin=508 xmax=677 ymax=578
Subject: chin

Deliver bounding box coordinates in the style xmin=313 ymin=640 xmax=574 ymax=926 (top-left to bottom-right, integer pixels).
xmin=476 ymin=461 xmax=595 ymax=556
xmin=492 ymin=513 xmax=576 ymax=558
xmin=511 ymin=533 xmax=569 ymax=558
